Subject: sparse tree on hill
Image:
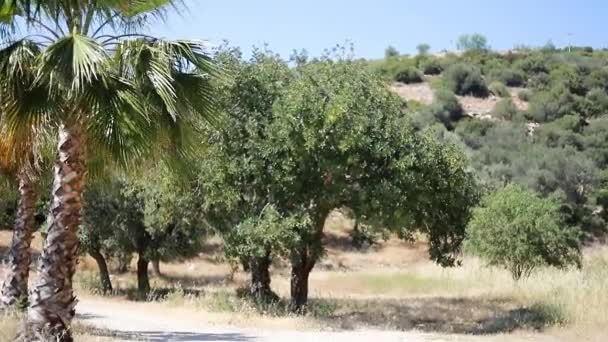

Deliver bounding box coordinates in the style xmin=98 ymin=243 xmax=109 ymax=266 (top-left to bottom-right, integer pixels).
xmin=457 ymin=33 xmax=489 ymax=52
xmin=385 ymin=45 xmax=400 ymax=59
xmin=416 ymin=43 xmax=431 ymax=56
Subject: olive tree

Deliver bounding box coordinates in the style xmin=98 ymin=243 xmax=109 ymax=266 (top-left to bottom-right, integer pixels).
xmin=80 ymin=165 xmax=207 ymax=296
xmin=466 ymin=185 xmax=582 ymax=280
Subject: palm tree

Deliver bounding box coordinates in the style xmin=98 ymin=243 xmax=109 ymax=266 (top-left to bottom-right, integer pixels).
xmin=0 ymin=39 xmax=51 ymax=310
xmin=0 ymin=2 xmax=217 ymax=340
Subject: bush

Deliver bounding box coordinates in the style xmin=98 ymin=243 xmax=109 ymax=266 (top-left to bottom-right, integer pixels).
xmin=395 ymin=67 xmax=423 ymax=84
xmin=492 ymin=98 xmax=521 ymax=121
xmin=518 ymin=89 xmax=532 ymax=102
xmin=443 ymin=63 xmax=489 ymax=97
xmin=527 ymin=86 xmax=577 ymax=122
xmin=489 ymin=82 xmax=510 ymax=98
xmin=581 ymin=88 xmax=608 ymax=117
xmin=466 ymin=185 xmax=582 ymax=280
xmin=420 ymin=58 xmax=443 ymax=75
xmin=584 ymin=68 xmax=608 ymax=91
xmin=490 ymin=68 xmax=526 ymax=87
xmin=454 ymin=118 xmax=495 ymax=149
xmin=429 ymin=89 xmax=465 ymax=129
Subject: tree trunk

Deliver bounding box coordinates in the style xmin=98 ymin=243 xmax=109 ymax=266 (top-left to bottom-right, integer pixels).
xmin=116 ymin=253 xmax=130 ymax=274
xmin=289 ymin=261 xmax=312 ymax=314
xmin=151 ymin=258 xmax=161 ymax=277
xmin=249 ymin=253 xmax=276 ymax=301
xmin=22 ymin=123 xmax=86 ymax=342
xmin=89 ymin=250 xmax=112 ymax=294
xmin=0 ymin=170 xmax=37 ymax=310
xmin=137 ymin=253 xmax=150 ymax=297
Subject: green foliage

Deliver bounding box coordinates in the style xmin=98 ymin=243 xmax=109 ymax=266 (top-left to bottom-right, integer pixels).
xmin=489 ymin=68 xmax=526 ymax=87
xmin=202 ymin=47 xmax=480 ymax=280
xmin=420 ymin=58 xmax=443 ymax=75
xmin=443 ymin=63 xmax=489 ymax=97
xmin=384 ymin=46 xmax=400 ymax=59
xmin=466 ymin=185 xmax=582 ymax=280
xmin=81 ymin=165 xmax=207 ymax=266
xmin=456 ymin=34 xmax=489 ymax=52
xmin=416 ymin=43 xmax=431 ymax=56
xmin=394 ymin=66 xmax=423 ymax=84
xmin=581 ymin=88 xmax=608 ymax=118
xmin=454 ymin=118 xmax=495 ymax=150
xmin=492 ymin=98 xmax=521 ymax=121
xmin=527 ymin=85 xmax=578 ymax=122
xmin=426 ymin=89 xmax=465 ymax=129
xmin=489 ymin=81 xmax=510 ymax=98
xmin=518 ymin=89 xmax=532 ymax=102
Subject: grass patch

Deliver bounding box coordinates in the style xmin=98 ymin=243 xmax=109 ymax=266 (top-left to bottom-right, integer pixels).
xmin=359 ymin=273 xmax=462 ymax=293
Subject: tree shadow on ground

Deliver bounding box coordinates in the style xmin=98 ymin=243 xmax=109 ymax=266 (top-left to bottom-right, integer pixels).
xmin=312 ymin=296 xmax=559 ymax=334
xmin=78 ymin=326 xmax=253 ymax=342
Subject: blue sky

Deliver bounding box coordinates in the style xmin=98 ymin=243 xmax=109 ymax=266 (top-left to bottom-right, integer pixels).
xmin=154 ymin=0 xmax=608 ymax=59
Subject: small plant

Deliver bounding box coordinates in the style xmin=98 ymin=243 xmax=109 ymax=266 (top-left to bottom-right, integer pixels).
xmin=466 ymin=185 xmax=582 ymax=281
xmin=394 ymin=67 xmax=423 ymax=84
xmin=489 ymin=82 xmax=510 ymax=98
xmin=444 ymin=63 xmax=489 ymax=97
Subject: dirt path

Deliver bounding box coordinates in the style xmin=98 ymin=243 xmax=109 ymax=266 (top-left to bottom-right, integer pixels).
xmin=76 ymin=298 xmax=464 ymax=342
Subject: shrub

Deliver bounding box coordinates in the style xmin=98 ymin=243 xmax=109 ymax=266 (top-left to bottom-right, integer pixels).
xmin=550 ymin=65 xmax=587 ymax=96
xmin=492 ymin=98 xmax=520 ymax=121
xmin=518 ymin=89 xmax=532 ymax=102
xmin=443 ymin=63 xmax=489 ymax=97
xmin=466 ymin=185 xmax=582 ymax=281
xmin=527 ymin=86 xmax=577 ymax=122
xmin=429 ymin=89 xmax=465 ymax=129
xmin=395 ymin=67 xmax=423 ymax=84
xmin=489 ymin=81 xmax=510 ymax=98
xmin=584 ymin=68 xmax=608 ymax=91
xmin=420 ymin=58 xmax=443 ymax=75
xmin=490 ymin=68 xmax=526 ymax=87
xmin=581 ymin=88 xmax=608 ymax=117
xmin=454 ymin=118 xmax=495 ymax=149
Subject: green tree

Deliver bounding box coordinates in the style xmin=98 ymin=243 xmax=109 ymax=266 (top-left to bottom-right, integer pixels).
xmin=202 ymin=52 xmax=479 ymax=313
xmin=82 ymin=165 xmax=207 ymax=297
xmin=198 ymin=47 xmax=293 ymax=300
xmin=0 ymin=1 xmax=217 ymax=339
xmin=457 ymin=33 xmax=489 ymax=52
xmin=384 ymin=45 xmax=399 ymax=58
xmin=416 ymin=43 xmax=430 ymax=56
xmin=466 ymin=185 xmax=582 ymax=280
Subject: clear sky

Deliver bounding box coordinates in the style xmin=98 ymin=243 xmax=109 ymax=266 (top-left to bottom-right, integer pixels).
xmin=154 ymin=0 xmax=608 ymax=59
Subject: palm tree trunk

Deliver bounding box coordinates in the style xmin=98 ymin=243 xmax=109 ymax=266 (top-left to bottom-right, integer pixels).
xmin=22 ymin=123 xmax=86 ymax=342
xmin=0 ymin=169 xmax=37 ymax=310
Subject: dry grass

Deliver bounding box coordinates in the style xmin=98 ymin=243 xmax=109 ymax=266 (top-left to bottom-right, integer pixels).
xmin=0 ymin=314 xmax=114 ymax=342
